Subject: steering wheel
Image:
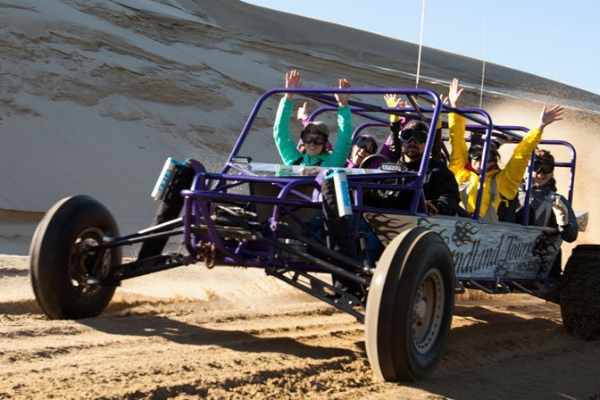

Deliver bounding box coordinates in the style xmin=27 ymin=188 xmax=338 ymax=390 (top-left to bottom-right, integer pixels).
xmin=359 ymin=154 xmax=391 ymax=169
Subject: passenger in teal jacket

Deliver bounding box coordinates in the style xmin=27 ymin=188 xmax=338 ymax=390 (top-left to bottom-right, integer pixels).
xmin=273 ymin=69 xmax=353 ymax=167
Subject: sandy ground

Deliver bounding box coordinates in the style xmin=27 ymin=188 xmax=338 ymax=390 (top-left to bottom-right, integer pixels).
xmin=1 ymin=250 xmax=600 ymax=400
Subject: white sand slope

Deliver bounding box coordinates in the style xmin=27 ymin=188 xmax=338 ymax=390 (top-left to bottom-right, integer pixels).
xmin=1 ymin=0 xmax=600 ymax=254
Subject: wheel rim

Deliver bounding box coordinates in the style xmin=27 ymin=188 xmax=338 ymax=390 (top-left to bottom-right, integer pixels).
xmin=68 ymin=227 xmax=112 ymax=296
xmin=411 ymin=268 xmax=444 ymax=354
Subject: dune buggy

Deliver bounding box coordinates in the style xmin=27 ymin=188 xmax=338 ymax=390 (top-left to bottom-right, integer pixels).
xmin=29 ymin=86 xmax=598 ymax=382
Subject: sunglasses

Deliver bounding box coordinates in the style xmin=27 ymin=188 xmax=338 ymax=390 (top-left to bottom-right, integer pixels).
xmin=533 ymin=161 xmax=554 ymax=174
xmin=303 ymin=135 xmax=326 ymax=146
xmin=468 ymin=146 xmax=498 ymax=162
xmin=355 ymin=136 xmax=378 ymax=154
xmin=399 ymin=128 xmax=428 ymax=144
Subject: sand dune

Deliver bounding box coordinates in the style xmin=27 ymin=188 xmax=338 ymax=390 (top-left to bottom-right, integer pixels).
xmin=2 ymin=0 xmax=600 ymax=259
xmin=1 ymin=0 xmax=599 ymax=220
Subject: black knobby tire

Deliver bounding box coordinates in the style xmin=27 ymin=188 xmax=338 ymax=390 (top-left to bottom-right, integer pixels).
xmin=365 ymin=226 xmax=455 ymax=382
xmin=560 ymin=244 xmax=600 ymax=340
xmin=29 ymin=195 xmax=121 ymax=319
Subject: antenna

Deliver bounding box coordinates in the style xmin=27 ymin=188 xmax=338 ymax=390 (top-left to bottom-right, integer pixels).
xmin=479 ymin=13 xmax=487 ymax=108
xmin=415 ymin=0 xmax=425 ymax=88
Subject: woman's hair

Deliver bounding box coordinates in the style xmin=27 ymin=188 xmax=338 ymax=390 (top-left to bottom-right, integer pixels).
xmin=533 ymin=149 xmax=554 ymax=174
xmin=301 ymin=121 xmax=329 ymax=140
xmin=534 ymin=149 xmax=555 ymax=165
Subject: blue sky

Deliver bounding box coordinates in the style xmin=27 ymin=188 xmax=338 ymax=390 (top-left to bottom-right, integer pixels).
xmin=242 ymin=0 xmax=600 ymax=96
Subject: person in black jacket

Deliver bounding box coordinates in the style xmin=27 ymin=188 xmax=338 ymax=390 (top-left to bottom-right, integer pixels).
xmin=367 ymin=119 xmax=460 ymax=216
xmin=516 ymin=149 xmax=578 ymax=241
xmin=322 ymin=119 xmax=461 ymax=296
xmin=516 ymin=149 xmax=578 ymax=281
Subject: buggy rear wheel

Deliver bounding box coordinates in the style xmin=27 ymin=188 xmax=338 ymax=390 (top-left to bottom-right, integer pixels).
xmin=29 ymin=195 xmax=121 ymax=319
xmin=365 ymin=226 xmax=455 ymax=382
xmin=560 ymin=244 xmax=600 ymax=340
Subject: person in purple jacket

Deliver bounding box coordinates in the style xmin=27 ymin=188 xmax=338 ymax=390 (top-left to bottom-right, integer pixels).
xmin=345 ymin=134 xmax=379 ymax=168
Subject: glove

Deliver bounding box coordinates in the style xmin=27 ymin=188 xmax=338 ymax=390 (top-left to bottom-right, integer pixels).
xmin=388 ymin=132 xmax=402 ymax=161
xmin=385 ymin=95 xmax=402 ymax=124
xmin=552 ymin=197 xmax=569 ymax=227
xmin=385 ymin=95 xmax=397 ymax=108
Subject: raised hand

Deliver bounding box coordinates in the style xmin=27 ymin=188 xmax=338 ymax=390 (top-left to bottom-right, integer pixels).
xmin=284 ymin=70 xmax=302 ymax=100
xmin=334 ymin=78 xmax=351 ymax=107
xmin=296 ymin=101 xmax=309 ymax=122
xmin=384 ymin=93 xmax=397 ymax=107
xmin=384 ymin=93 xmax=408 ymax=108
xmin=447 ymin=77 xmax=463 ymax=107
xmin=537 ymin=105 xmax=564 ymax=130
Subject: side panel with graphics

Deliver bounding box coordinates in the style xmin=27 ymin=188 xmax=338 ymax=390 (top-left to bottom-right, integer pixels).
xmin=364 ymin=213 xmax=562 ymax=281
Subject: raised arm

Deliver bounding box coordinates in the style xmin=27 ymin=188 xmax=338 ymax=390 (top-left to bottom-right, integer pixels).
xmin=325 ymin=78 xmax=353 ymax=167
xmin=381 ymin=95 xmax=409 ymax=161
xmin=334 ymin=78 xmax=350 ymax=107
xmin=498 ymin=104 xmax=565 ymax=199
xmin=446 ymin=78 xmax=468 ymax=176
xmin=274 ymin=70 xmax=303 ymax=165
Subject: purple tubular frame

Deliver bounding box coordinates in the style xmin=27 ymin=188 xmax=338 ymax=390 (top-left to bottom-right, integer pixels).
xmin=174 ymin=87 xmax=576 ymax=274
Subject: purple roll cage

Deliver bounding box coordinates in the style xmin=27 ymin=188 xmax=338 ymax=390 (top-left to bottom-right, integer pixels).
xmin=172 ymin=87 xmax=575 ymax=283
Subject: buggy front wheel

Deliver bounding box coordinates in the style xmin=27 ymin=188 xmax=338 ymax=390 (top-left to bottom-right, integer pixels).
xmin=365 ymin=226 xmax=455 ymax=382
xmin=29 ymin=195 xmax=121 ymax=319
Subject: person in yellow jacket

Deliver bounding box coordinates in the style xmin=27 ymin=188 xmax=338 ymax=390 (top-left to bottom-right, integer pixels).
xmin=445 ymin=78 xmax=564 ymax=220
